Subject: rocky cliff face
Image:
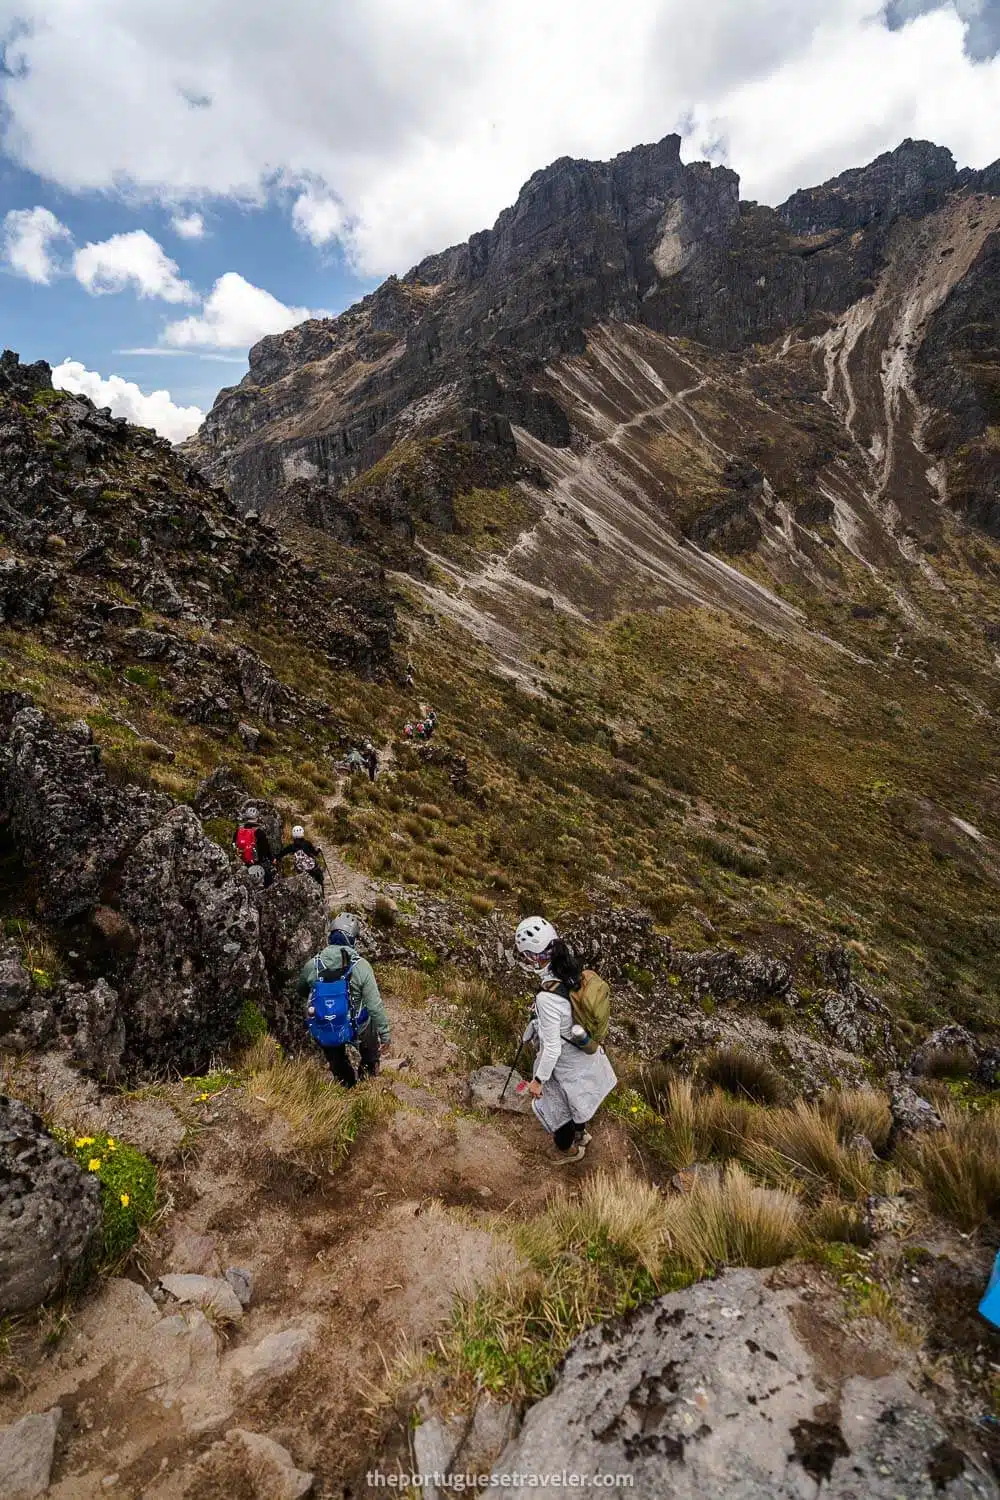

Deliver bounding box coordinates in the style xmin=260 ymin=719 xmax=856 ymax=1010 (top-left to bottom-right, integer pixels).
xmin=185 ymin=137 xmax=1000 ymax=576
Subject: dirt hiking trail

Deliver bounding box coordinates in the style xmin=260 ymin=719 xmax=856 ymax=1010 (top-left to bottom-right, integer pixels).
xmin=0 ymin=978 xmax=633 ymax=1498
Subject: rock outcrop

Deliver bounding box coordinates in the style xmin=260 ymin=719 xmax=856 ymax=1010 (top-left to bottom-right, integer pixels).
xmin=491 ymin=1269 xmax=996 ymax=1497
xmin=0 ymin=1097 xmax=100 ymax=1313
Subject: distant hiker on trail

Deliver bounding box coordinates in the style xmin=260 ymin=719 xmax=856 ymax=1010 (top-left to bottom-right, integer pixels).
xmin=234 ymin=807 xmax=274 ymax=887
xmin=362 ymin=741 xmax=378 ymax=782
xmin=278 ymin=824 xmax=325 ymax=888
xmin=345 ymin=746 xmax=366 ymax=775
xmin=297 ymin=912 xmax=391 ymax=1088
xmin=514 ymin=916 xmax=616 ymax=1165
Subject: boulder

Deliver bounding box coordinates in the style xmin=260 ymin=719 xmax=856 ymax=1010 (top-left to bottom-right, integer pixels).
xmin=0 ymin=703 xmax=167 ymax=923
xmin=0 ymin=952 xmax=31 ymax=1036
xmin=890 ymin=1082 xmax=945 ymax=1139
xmin=492 ymin=1270 xmax=996 ymax=1497
xmin=673 ymin=947 xmax=793 ymax=1007
xmin=467 ymin=1066 xmax=533 ymax=1114
xmin=117 ymin=805 xmax=269 ymax=1072
xmin=226 ymin=1328 xmax=312 ymax=1397
xmin=0 ymin=1408 xmax=61 ymax=1500
xmin=160 ymin=1274 xmax=244 ymax=1323
xmin=59 ymin=979 xmax=125 ymax=1080
xmin=256 ymin=875 xmax=328 ymax=1043
xmin=193 ymin=1430 xmax=314 ymax=1500
xmin=0 ymin=1097 xmax=100 ymax=1314
xmin=225 ymin=1267 xmax=253 ymax=1308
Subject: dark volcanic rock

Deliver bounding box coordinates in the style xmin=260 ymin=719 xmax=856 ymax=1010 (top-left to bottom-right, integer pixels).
xmin=0 ymin=1095 xmax=100 ymax=1314
xmin=117 ymin=806 xmax=268 ymax=1072
xmin=256 ymin=874 xmax=328 ymax=1045
xmin=190 ymin=136 xmax=973 ymax=520
xmin=0 ymin=702 xmax=167 ymax=924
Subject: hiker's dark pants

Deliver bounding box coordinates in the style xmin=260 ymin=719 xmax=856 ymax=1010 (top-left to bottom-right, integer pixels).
xmin=321 ymin=1018 xmax=380 ymax=1088
xmin=367 ymin=762 xmax=377 ymax=782
xmin=553 ymin=1119 xmax=591 ymax=1151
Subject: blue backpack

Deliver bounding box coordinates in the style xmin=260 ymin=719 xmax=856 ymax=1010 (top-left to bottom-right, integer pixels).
xmin=306 ymin=951 xmax=367 ymax=1046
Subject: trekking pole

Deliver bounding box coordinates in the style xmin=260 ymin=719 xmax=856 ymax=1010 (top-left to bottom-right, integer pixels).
xmin=500 ymin=1041 xmax=525 ymax=1100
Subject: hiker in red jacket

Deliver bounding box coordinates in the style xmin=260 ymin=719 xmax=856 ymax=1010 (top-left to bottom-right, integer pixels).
xmin=234 ymin=806 xmax=275 ymax=887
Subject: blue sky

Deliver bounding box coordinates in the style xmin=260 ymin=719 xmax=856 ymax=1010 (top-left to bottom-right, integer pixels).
xmin=0 ymin=153 xmax=377 ymax=427
xmin=1 ymin=0 xmax=997 ymax=441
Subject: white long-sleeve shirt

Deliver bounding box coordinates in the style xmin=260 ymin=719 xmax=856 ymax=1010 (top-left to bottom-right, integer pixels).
xmin=531 ymin=987 xmax=574 ymax=1083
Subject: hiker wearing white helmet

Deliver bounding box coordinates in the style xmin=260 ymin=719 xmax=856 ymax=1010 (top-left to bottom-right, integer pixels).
xmin=514 ymin=916 xmax=617 ymax=1165
xmin=278 ymin=821 xmax=325 ymax=888
xmin=234 ymin=805 xmax=275 ymax=887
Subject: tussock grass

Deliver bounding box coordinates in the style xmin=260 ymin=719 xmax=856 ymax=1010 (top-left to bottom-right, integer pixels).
xmin=635 ymin=1059 xmax=678 ymax=1115
xmin=743 ymin=1101 xmax=876 ymax=1201
xmin=810 ymin=1197 xmax=873 ymax=1246
xmin=663 ymin=1163 xmax=802 ymax=1276
xmin=652 ymin=1079 xmax=751 ymax=1171
xmin=521 ymin=1170 xmax=670 ymax=1278
xmin=818 ymin=1089 xmax=893 ymax=1153
xmin=698 ymin=1047 xmax=785 ymax=1105
xmin=440 ymin=1165 xmax=802 ymax=1401
xmin=239 ymin=1038 xmax=390 ymax=1171
xmin=907 ymin=1105 xmax=1000 ymax=1231
xmin=381 ymin=964 xmax=438 ymax=1006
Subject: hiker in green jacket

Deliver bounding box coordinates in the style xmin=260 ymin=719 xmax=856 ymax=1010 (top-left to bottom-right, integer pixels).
xmin=296 ymin=912 xmax=391 ymax=1086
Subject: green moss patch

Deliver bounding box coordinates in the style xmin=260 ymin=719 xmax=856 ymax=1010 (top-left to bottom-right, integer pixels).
xmin=67 ymin=1131 xmax=158 ymax=1269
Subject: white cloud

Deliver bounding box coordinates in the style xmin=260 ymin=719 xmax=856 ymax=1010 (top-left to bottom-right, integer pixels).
xmin=162 ymin=271 xmax=310 ymax=349
xmin=171 ymin=210 xmax=205 ymax=239
xmin=51 ymin=358 xmax=203 ymax=442
xmin=2 ymin=205 xmax=72 ymax=283
xmin=73 ymin=229 xmax=196 ymax=302
xmin=118 ymin=345 xmax=247 ymax=363
xmin=1 ymin=2 xmax=998 ymax=277
xmin=291 ymin=189 xmax=344 ymax=247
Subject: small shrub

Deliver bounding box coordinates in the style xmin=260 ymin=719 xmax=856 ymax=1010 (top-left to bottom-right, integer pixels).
xmin=236 ymin=998 xmax=268 ymax=1045
xmin=818 ymin=1089 xmax=892 ymax=1153
xmin=469 ymin=893 xmax=495 ymax=915
xmin=402 ymin=817 xmax=427 ymax=843
xmin=694 ymin=834 xmax=768 ymax=879
xmin=430 ymin=837 xmax=454 ymax=857
xmin=122 ymin=665 xmax=160 ymax=691
xmin=918 ymin=1047 xmax=977 ymax=1080
xmin=418 ymin=803 xmax=444 ymax=820
xmin=67 ymin=1132 xmax=157 ymax=1269
xmin=371 ymin=895 xmax=397 ymax=929
xmin=698 ymin=1048 xmax=784 ymax=1105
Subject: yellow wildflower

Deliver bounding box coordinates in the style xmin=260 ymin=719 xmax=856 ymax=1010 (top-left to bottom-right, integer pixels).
xmin=630 ymin=1105 xmax=639 ymax=1113
xmin=119 ymin=1192 xmax=130 ymax=1208
xmin=107 ymin=1138 xmax=116 ymax=1149
xmin=75 ymin=1136 xmax=95 ymax=1148
xmin=87 ymin=1158 xmax=102 ymax=1171
xmin=197 ymin=1092 xmax=210 ymax=1101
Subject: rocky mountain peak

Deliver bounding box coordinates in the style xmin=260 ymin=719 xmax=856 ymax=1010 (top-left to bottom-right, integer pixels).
xmin=777 ymin=137 xmax=959 ymax=234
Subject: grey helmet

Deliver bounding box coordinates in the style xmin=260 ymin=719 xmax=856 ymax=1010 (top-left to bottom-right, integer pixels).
xmin=329 ymin=911 xmax=360 ymax=945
